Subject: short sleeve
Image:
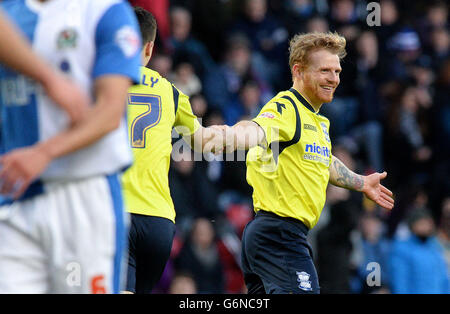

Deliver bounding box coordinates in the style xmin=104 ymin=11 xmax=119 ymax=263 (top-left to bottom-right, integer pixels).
xmin=252 ymin=99 xmax=296 ymax=147
xmin=93 ymin=2 xmax=141 ymax=83
xmin=173 ymin=86 xmax=201 ymax=137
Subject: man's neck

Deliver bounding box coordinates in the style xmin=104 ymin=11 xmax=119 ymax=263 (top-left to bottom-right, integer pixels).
xmin=291 ymin=82 xmax=322 ymax=112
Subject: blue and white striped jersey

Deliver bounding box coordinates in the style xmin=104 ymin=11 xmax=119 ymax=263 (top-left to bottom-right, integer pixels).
xmin=0 ymin=0 xmax=141 ymax=203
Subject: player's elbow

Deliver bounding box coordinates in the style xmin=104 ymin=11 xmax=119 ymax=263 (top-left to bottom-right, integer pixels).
xmin=105 ymin=110 xmax=124 ymax=132
xmin=97 ymin=101 xmax=127 ymax=133
xmin=93 ymin=76 xmax=131 ymax=132
xmin=106 ymin=119 xmax=122 ymax=132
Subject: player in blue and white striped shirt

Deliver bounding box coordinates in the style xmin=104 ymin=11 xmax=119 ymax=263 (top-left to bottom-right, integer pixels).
xmin=0 ymin=0 xmax=141 ymax=293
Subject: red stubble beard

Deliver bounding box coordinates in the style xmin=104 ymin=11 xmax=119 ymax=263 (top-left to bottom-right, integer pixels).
xmin=303 ymin=77 xmax=337 ymax=105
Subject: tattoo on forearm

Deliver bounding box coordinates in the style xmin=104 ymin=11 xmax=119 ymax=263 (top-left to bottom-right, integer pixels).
xmin=332 ymin=158 xmax=364 ymax=191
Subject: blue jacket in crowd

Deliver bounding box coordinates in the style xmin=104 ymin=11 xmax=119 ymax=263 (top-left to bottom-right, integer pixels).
xmin=389 ymin=235 xmax=449 ymax=294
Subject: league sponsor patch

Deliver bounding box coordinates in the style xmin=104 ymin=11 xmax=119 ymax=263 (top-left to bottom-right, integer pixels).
xmin=259 ymin=112 xmax=275 ymax=119
xmin=115 ymin=25 xmax=140 ymax=58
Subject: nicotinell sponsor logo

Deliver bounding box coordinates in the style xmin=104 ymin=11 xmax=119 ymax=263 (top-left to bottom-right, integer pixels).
xmin=305 ymin=142 xmax=330 ymax=157
xmin=304 ymin=142 xmax=331 ymax=166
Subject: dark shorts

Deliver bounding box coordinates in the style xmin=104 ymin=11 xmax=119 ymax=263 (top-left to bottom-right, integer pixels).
xmin=126 ymin=214 xmax=176 ymax=294
xmin=241 ymin=210 xmax=320 ymax=294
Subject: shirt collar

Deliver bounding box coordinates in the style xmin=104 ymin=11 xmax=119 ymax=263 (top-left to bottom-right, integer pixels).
xmin=289 ymin=88 xmax=318 ymax=114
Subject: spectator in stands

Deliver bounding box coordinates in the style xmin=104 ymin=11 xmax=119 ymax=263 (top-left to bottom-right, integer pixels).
xmin=203 ymin=34 xmax=273 ymax=111
xmin=166 ymin=6 xmax=216 ymax=79
xmin=170 ymin=0 xmax=235 ymax=61
xmin=169 ymin=271 xmax=198 ymax=294
xmin=305 ymin=15 xmax=330 ymax=33
xmin=216 ymin=206 xmax=251 ymax=293
xmin=375 ymin=0 xmax=409 ymax=83
xmin=409 ymin=56 xmax=434 ymax=110
xmin=328 ymin=0 xmax=363 ymax=41
xmin=416 ymin=0 xmax=448 ymax=51
xmin=169 ymin=60 xmax=202 ymax=96
xmin=389 ymin=207 xmax=449 ymax=294
xmin=215 ymin=79 xmax=261 ymax=209
xmin=190 ymin=93 xmax=209 ymax=119
xmin=316 ymin=146 xmax=362 ymax=294
xmin=428 ymin=27 xmax=450 ymax=71
xmin=223 ymin=79 xmax=263 ymax=126
xmin=174 ymin=218 xmax=225 ymax=294
xmin=437 ymin=197 xmax=450 ymax=275
xmin=429 ymin=58 xmax=450 ymax=212
xmin=281 ymin=0 xmax=322 ymax=37
xmin=169 ymin=149 xmax=221 ymax=235
xmin=229 ymin=0 xmax=290 ymax=90
xmin=384 ymin=83 xmax=432 ymax=188
xmin=350 ymin=212 xmax=391 ymax=294
xmin=148 ymin=53 xmax=173 ymax=78
xmin=385 ymin=28 xmax=423 ymax=81
xmin=376 ymin=0 xmax=402 ymax=58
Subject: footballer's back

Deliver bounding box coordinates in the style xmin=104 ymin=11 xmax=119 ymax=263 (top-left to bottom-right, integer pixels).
xmin=122 ymin=66 xmax=199 ymax=222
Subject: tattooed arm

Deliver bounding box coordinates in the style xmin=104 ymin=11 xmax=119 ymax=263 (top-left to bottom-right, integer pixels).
xmin=329 ymin=155 xmax=395 ymax=210
xmin=329 ymin=155 xmax=364 ymax=191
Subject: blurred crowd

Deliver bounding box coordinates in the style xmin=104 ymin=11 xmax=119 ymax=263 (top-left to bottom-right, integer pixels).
xmin=128 ymin=0 xmax=450 ymax=294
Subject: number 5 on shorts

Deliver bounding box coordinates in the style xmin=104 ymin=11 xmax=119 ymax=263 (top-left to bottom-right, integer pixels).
xmin=128 ymin=94 xmax=162 ymax=148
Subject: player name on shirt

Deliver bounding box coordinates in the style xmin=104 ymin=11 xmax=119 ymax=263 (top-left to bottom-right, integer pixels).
xmin=141 ymin=74 xmax=159 ymax=87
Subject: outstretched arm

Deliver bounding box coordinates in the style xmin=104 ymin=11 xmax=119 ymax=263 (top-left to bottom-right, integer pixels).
xmin=206 ymin=120 xmax=266 ymax=154
xmin=230 ymin=120 xmax=266 ymax=151
xmin=183 ymin=126 xmax=224 ymax=153
xmin=329 ymin=155 xmax=365 ymax=191
xmin=329 ymin=155 xmax=394 ymax=210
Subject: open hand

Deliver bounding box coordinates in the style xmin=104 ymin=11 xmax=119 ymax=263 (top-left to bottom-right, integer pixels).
xmin=0 ymin=145 xmax=51 ymax=199
xmin=362 ymin=171 xmax=394 ymax=210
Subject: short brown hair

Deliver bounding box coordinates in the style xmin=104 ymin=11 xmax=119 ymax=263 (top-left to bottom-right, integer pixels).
xmin=289 ymin=32 xmax=347 ymax=72
xmin=134 ymin=6 xmax=157 ymax=43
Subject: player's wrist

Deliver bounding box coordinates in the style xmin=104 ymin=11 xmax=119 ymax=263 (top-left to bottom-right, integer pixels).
xmin=228 ymin=125 xmax=239 ymax=151
xmin=358 ymin=175 xmax=367 ymax=193
xmin=37 ymin=63 xmax=57 ymax=90
xmin=34 ymin=140 xmax=56 ymax=162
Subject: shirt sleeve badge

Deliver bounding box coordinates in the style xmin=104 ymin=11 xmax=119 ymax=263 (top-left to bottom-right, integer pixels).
xmin=115 ymin=25 xmax=140 ymax=58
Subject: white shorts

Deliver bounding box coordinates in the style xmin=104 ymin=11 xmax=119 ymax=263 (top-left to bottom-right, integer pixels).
xmin=0 ymin=174 xmax=129 ymax=294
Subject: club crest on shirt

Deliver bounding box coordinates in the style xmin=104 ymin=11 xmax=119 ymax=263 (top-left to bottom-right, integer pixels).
xmin=57 ymin=28 xmax=78 ymax=49
xmin=296 ymin=271 xmax=312 ymax=291
xmin=320 ymin=122 xmax=330 ymax=142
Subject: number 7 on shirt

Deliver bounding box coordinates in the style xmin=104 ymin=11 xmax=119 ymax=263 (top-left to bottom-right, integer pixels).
xmin=127 ymin=93 xmax=162 ymax=148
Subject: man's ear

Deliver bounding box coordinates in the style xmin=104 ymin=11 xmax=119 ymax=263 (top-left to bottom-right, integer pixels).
xmin=292 ymin=63 xmax=303 ymax=80
xmin=145 ymin=41 xmax=154 ymax=57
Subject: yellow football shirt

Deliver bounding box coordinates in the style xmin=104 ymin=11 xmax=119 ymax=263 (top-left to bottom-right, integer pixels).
xmin=246 ymin=88 xmax=332 ymax=229
xmin=121 ymin=66 xmax=200 ymax=223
